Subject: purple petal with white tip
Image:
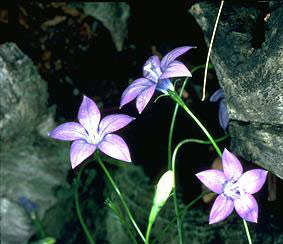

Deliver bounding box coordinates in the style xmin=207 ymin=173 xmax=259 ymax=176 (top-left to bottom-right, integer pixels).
xmin=99 ymin=114 xmax=135 ymax=138
xmin=159 ymin=60 xmax=192 ymax=79
xmin=48 ymin=122 xmax=87 ymax=141
xmin=195 ymin=169 xmax=226 ymax=194
xmin=222 ymin=149 xmax=243 ymax=181
xmin=136 ymin=84 xmax=156 ymax=114
xmin=209 ymin=194 xmax=234 ymax=224
xmin=98 ymin=134 xmax=131 ymax=162
xmin=78 ymin=96 xmax=100 ymax=134
xmin=234 ymin=193 xmax=258 ymax=223
xmin=70 ymin=139 xmax=97 ymax=169
xmin=237 ymin=169 xmax=268 ymax=194
xmin=160 ymin=46 xmax=194 ymax=70
xmin=120 ymin=78 xmax=154 ymax=109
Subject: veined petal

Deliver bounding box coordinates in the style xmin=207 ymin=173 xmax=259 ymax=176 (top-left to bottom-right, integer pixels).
xmin=237 ymin=169 xmax=268 ymax=194
xmin=143 ymin=56 xmax=162 ymax=82
xmin=98 ymin=134 xmax=131 ymax=162
xmin=234 ymin=193 xmax=258 ymax=223
xmin=160 ymin=46 xmax=194 ymax=70
xmin=48 ymin=122 xmax=87 ymax=141
xmin=70 ymin=139 xmax=96 ymax=169
xmin=209 ymin=194 xmax=234 ymax=224
xmin=159 ymin=60 xmax=192 ymax=79
xmin=98 ymin=114 xmax=135 ymax=138
xmin=136 ymin=84 xmax=156 ymax=114
xmin=195 ymin=169 xmax=226 ymax=194
xmin=78 ymin=96 xmax=101 ymax=135
xmin=222 ymin=148 xmax=243 ymax=181
xmin=120 ymin=78 xmax=154 ymax=108
xmin=209 ymin=89 xmax=225 ymax=102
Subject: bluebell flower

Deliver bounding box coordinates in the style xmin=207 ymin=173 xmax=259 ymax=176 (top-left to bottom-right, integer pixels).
xmin=210 ymin=88 xmax=229 ymax=131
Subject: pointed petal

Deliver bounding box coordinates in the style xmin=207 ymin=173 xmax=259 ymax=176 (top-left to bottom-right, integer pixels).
xmin=120 ymin=78 xmax=154 ymax=108
xmin=99 ymin=114 xmax=135 ymax=138
xmin=209 ymin=194 xmax=234 ymax=224
xmin=209 ymin=89 xmax=225 ymax=102
xmin=78 ymin=96 xmax=100 ymax=134
xmin=234 ymin=193 xmax=258 ymax=223
xmin=195 ymin=169 xmax=226 ymax=194
xmin=160 ymin=46 xmax=195 ymax=70
xmin=136 ymin=84 xmax=156 ymax=114
xmin=218 ymin=101 xmax=229 ymax=131
xmin=143 ymin=56 xmax=162 ymax=82
xmin=237 ymin=169 xmax=268 ymax=194
xmin=159 ymin=60 xmax=192 ymax=79
xmin=222 ymin=148 xmax=243 ymax=181
xmin=48 ymin=122 xmax=87 ymax=141
xmin=98 ymin=134 xmax=131 ymax=162
xmin=70 ymin=140 xmax=96 ymax=169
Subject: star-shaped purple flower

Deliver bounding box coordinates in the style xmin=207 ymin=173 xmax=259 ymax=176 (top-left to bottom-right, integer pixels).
xmin=196 ymin=148 xmax=267 ymax=224
xmin=120 ymin=46 xmax=194 ymax=114
xmin=49 ymin=96 xmax=135 ymax=169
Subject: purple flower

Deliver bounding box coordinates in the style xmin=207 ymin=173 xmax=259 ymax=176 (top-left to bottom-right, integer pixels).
xmin=18 ymin=196 xmax=38 ymax=214
xmin=196 ymin=148 xmax=267 ymax=224
xmin=49 ymin=96 xmax=135 ymax=168
xmin=120 ymin=46 xmax=194 ymax=113
xmin=210 ymin=88 xmax=229 ymax=131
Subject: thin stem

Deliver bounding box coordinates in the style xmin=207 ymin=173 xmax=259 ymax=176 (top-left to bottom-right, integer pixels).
xmin=201 ymin=0 xmax=225 ymax=101
xmin=168 ymin=91 xmax=222 ymax=158
xmin=243 ymin=219 xmax=253 ymax=244
xmin=75 ymin=162 xmax=96 ymax=244
xmin=168 ymin=65 xmax=208 ymax=169
xmin=152 ymin=191 xmax=210 ymax=244
xmin=96 ymin=153 xmax=146 ymax=243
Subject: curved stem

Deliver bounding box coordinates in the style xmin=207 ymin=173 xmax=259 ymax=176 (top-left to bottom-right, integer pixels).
xmin=201 ymin=0 xmax=225 ymax=101
xmin=243 ymin=219 xmax=253 ymax=244
xmin=96 ymin=153 xmax=146 ymax=243
xmin=168 ymin=90 xmax=222 ymax=158
xmin=75 ymin=162 xmax=96 ymax=244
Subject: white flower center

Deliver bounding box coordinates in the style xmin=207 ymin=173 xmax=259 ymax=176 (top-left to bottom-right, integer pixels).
xmin=86 ymin=129 xmax=100 ymax=145
xmin=223 ymin=180 xmax=243 ymax=200
xmin=144 ymin=62 xmax=161 ymax=81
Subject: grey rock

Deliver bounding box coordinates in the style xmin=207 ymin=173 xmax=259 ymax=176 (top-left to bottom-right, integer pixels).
xmin=189 ymin=2 xmax=283 ymax=178
xmin=0 ymin=42 xmax=70 ymax=244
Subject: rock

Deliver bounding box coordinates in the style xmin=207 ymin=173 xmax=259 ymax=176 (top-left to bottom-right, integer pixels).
xmin=0 ymin=42 xmax=70 ymax=244
xmin=189 ymin=2 xmax=283 ymax=179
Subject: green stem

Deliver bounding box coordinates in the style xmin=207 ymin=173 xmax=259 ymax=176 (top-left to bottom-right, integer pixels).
xmin=75 ymin=162 xmax=96 ymax=244
xmin=168 ymin=65 xmax=208 ymax=169
xmin=152 ymin=191 xmax=210 ymax=244
xmin=243 ymin=219 xmax=253 ymax=244
xmin=31 ymin=213 xmax=46 ymax=239
xmin=96 ymin=153 xmax=146 ymax=243
xmin=168 ymin=90 xmax=222 ymax=158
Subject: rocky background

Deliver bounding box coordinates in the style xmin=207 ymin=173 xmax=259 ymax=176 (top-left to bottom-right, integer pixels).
xmin=0 ymin=2 xmax=282 ymax=244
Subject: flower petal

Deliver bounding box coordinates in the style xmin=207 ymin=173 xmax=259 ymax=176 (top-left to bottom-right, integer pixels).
xmin=120 ymin=78 xmax=154 ymax=108
xmin=159 ymin=60 xmax=192 ymax=79
xmin=98 ymin=134 xmax=131 ymax=162
xmin=136 ymin=84 xmax=156 ymax=114
xmin=143 ymin=56 xmax=162 ymax=82
xmin=78 ymin=96 xmax=101 ymax=134
xmin=98 ymin=114 xmax=135 ymax=138
xmin=209 ymin=194 xmax=234 ymax=224
xmin=156 ymin=78 xmax=174 ymax=93
xmin=237 ymin=169 xmax=268 ymax=194
xmin=209 ymin=88 xmax=225 ymax=102
xmin=160 ymin=46 xmax=194 ymax=70
xmin=70 ymin=139 xmax=96 ymax=169
xmin=48 ymin=122 xmax=87 ymax=141
xmin=218 ymin=101 xmax=229 ymax=131
xmin=222 ymin=148 xmax=243 ymax=181
xmin=195 ymin=169 xmax=226 ymax=194
xmin=234 ymin=193 xmax=258 ymax=223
